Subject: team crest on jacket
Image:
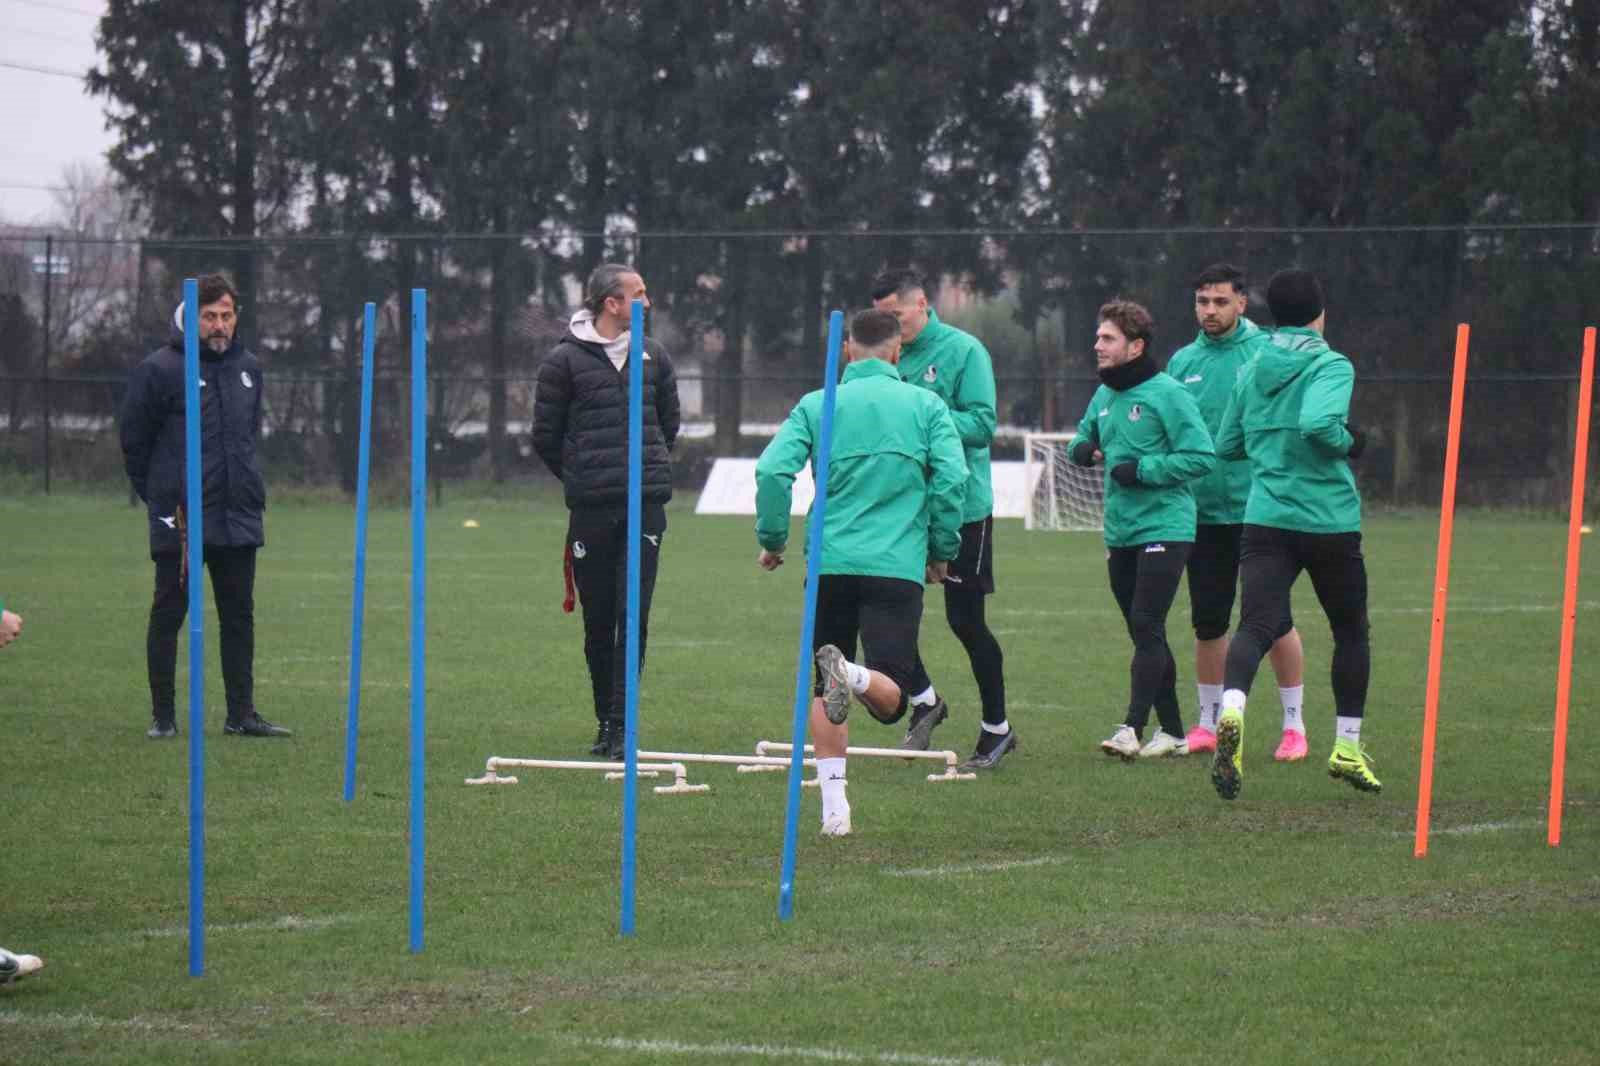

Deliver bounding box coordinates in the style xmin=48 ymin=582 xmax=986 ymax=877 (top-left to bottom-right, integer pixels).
xmin=572 ymin=541 xmax=587 ymax=559
xmin=923 ymin=365 xmax=937 ymax=383
xmin=1128 ymin=403 xmax=1143 ymax=422
xmin=241 ymin=371 xmax=254 ymax=389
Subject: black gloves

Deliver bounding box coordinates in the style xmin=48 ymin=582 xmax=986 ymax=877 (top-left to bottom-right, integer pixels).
xmin=1347 ymin=426 xmax=1367 ymax=461
xmin=1069 ymin=438 xmax=1098 ymax=466
xmin=1110 ymin=461 xmax=1140 ymax=487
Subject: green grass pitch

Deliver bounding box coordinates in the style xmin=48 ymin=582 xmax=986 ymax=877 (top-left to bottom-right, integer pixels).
xmin=1 ymin=490 xmax=1596 ymax=1064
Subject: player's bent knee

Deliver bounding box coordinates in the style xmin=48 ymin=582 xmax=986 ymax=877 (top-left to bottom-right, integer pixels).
xmin=1193 ymin=619 xmax=1230 ymax=641
xmin=865 ymin=691 xmax=909 ymax=725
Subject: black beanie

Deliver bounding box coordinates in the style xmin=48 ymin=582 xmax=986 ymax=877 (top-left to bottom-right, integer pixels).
xmin=1266 ymin=269 xmax=1324 ymax=327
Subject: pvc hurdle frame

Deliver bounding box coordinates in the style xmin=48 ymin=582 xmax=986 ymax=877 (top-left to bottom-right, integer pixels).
xmin=746 ymin=741 xmax=975 ymax=784
xmin=466 ymin=758 xmax=708 ymax=795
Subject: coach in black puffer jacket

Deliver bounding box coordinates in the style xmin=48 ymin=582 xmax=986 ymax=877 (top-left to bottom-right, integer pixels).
xmin=531 ymin=263 xmax=681 ymax=760
xmin=118 ymin=273 xmax=290 ymax=740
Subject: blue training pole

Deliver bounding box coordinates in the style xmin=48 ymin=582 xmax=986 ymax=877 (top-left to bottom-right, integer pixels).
xmin=183 ymin=278 xmax=206 ymax=975
xmin=778 ymin=310 xmax=844 ymax=922
xmin=619 ymin=298 xmax=645 ymax=937
xmin=343 ymin=303 xmax=377 ymax=803
xmin=409 ymin=289 xmax=427 ymax=953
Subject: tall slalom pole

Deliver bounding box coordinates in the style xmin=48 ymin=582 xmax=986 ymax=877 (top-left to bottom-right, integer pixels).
xmin=1549 ymin=326 xmax=1595 ymax=847
xmin=409 ymin=289 xmax=427 ymax=952
xmin=1415 ymin=323 xmax=1471 ymax=858
xmin=343 ymin=302 xmax=377 ymax=803
xmin=183 ymin=278 xmax=206 ymax=976
xmin=778 ymin=310 xmax=844 ymax=922
xmin=619 ymin=298 xmax=645 ymax=937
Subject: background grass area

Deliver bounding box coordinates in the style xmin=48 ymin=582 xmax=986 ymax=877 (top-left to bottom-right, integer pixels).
xmin=1 ymin=491 xmax=1596 ymax=1065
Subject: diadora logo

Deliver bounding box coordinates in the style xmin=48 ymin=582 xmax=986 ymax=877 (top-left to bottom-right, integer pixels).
xmin=241 ymin=371 xmax=254 ymax=389
xmin=571 ymin=541 xmax=587 ymax=559
xmin=923 ymin=365 xmax=938 ymax=384
xmin=1128 ymin=404 xmax=1143 ymax=422
xmin=198 ymin=378 xmax=206 ymax=388
xmin=1184 ymin=374 xmax=1203 ymax=384
xmin=1098 ymin=408 xmax=1108 ymax=418
xmin=158 ymin=515 xmax=177 ymax=529
xmin=643 ymin=533 xmax=660 ymax=547
xmin=944 ymin=573 xmax=964 ymax=584
xmin=1144 ymin=543 xmax=1167 ymax=553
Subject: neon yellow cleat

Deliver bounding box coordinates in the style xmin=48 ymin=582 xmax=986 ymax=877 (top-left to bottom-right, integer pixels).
xmin=1328 ymin=739 xmax=1381 ymax=793
xmin=1211 ymin=708 xmax=1243 ymax=800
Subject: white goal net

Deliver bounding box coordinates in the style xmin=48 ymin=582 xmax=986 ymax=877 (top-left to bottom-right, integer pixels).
xmin=1023 ymin=432 xmax=1105 ymax=532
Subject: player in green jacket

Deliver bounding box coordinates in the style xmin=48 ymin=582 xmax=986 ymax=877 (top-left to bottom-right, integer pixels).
xmin=871 ymin=269 xmax=1014 ymax=772
xmin=1070 ymin=300 xmax=1216 ymax=761
xmin=1209 ymin=268 xmax=1378 ymax=801
xmin=1167 ymin=264 xmax=1309 ymax=763
xmin=755 ymin=308 xmax=968 ymax=835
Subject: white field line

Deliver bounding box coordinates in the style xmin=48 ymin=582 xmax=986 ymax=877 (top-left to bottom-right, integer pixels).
xmin=134 ymin=913 xmax=363 ymax=939
xmin=885 ymin=856 xmax=1070 ymax=879
xmin=568 ymin=1036 xmax=1027 ymax=1066
xmin=1392 ymin=819 xmax=1542 ymax=838
xmin=0 ymin=1011 xmax=205 ymax=1034
xmin=270 ymin=677 xmax=408 ymax=690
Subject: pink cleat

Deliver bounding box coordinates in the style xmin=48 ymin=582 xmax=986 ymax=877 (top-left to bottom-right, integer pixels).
xmin=1184 ymin=725 xmax=1217 ymax=754
xmin=1274 ymin=729 xmax=1308 ymax=762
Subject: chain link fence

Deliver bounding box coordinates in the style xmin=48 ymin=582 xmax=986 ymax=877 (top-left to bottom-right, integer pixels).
xmin=2 ymin=227 xmax=1597 ymax=511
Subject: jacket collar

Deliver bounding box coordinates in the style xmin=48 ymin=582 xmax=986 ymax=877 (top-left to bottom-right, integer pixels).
xmin=904 ymin=308 xmax=942 ymax=353
xmin=1195 ymin=317 xmax=1260 ymax=350
xmin=842 ymin=358 xmax=901 ymax=383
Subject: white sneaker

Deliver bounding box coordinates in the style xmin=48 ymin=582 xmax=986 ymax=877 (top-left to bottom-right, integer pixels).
xmin=1100 ymin=724 xmax=1141 ymax=760
xmin=0 ymin=947 xmax=43 ymax=985
xmin=815 ymin=644 xmax=853 ymax=725
xmin=820 ymin=808 xmax=852 ymax=837
xmin=1138 ymin=730 xmax=1189 ymax=758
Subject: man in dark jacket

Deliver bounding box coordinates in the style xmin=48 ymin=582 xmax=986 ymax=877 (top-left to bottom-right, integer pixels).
xmin=120 ymin=273 xmax=289 ymax=739
xmin=532 ymin=263 xmax=680 ymax=759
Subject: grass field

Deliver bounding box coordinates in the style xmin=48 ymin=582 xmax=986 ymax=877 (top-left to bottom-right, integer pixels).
xmin=1 ymin=490 xmax=1597 ymax=1065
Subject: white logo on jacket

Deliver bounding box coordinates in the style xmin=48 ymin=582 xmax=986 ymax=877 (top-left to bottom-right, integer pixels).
xmin=1184 ymin=374 xmax=1203 ymax=384
xmin=923 ymin=365 xmax=937 ymax=383
xmin=1128 ymin=404 xmax=1143 ymax=422
xmin=572 ymin=541 xmax=587 ymax=559
xmin=158 ymin=515 xmax=177 ymax=529
xmin=241 ymin=371 xmax=254 ymax=389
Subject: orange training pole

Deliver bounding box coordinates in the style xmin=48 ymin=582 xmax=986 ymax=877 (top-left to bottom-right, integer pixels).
xmin=1415 ymin=324 xmax=1471 ymax=858
xmin=1549 ymin=326 xmax=1596 ymax=847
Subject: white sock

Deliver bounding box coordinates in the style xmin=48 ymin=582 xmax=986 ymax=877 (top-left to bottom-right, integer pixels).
xmin=1197 ymin=683 xmax=1223 ymax=730
xmin=1279 ymin=685 xmax=1305 ymax=734
xmin=844 ymin=662 xmax=871 ymax=695
xmin=818 ymin=757 xmax=848 ymax=821
xmin=909 ymin=686 xmax=937 ymax=707
xmin=1336 ymin=716 xmax=1362 ymax=744
xmin=981 ymin=720 xmax=1010 ymax=736
xmin=1222 ymin=688 xmax=1247 ymax=714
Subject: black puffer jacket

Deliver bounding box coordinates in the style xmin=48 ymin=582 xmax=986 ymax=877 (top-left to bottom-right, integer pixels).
xmin=120 ymin=330 xmax=266 ymax=558
xmin=532 ymin=331 xmax=680 ymax=511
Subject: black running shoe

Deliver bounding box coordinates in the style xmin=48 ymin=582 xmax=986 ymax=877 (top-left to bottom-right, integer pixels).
xmin=899 ymin=697 xmax=949 ymax=751
xmin=601 ymin=720 xmax=625 ymax=761
xmin=588 ymin=723 xmax=608 ymax=756
xmin=147 ymin=718 xmax=178 ymax=739
xmin=223 ymin=712 xmax=292 ymax=737
xmin=958 ymin=729 xmax=1018 ymax=771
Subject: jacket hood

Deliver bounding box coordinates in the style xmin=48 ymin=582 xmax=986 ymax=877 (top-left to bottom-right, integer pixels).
xmin=167 ymin=302 xmax=240 ymax=361
xmin=1257 ymin=327 xmax=1330 ymax=396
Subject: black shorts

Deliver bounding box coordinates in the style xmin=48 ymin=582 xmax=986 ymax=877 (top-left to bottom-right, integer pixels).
xmin=811 ymin=575 xmax=923 ymax=707
xmin=1187 ymin=523 xmax=1292 ymax=640
xmin=942 ymin=516 xmax=995 ymax=595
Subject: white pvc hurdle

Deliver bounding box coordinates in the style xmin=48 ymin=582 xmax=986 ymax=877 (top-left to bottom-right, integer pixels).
xmin=465 ymin=758 xmax=709 ymax=795
xmin=748 ymin=741 xmax=976 ymax=784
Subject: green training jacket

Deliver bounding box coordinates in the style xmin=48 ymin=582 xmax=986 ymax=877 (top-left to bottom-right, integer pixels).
xmin=755 ymin=358 xmax=968 ymax=584
xmin=1073 ymin=367 xmax=1217 ymax=549
xmin=896 ymin=310 xmax=996 ymax=525
xmin=1214 ymin=326 xmax=1362 ymax=533
xmin=1166 ymin=317 xmax=1272 ymax=525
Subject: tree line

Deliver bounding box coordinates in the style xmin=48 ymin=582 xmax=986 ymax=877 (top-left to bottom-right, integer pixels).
xmin=63 ymin=0 xmax=1600 ymax=498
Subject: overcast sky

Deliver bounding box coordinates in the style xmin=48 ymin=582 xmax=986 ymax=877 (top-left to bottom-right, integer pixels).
xmin=0 ymin=0 xmax=113 ymax=225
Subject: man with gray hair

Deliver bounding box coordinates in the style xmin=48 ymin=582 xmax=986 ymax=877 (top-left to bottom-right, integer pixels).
xmin=533 ymin=263 xmax=681 ymax=760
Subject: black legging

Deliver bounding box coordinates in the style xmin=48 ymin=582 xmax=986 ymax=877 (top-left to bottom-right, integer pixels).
xmin=1107 ymin=541 xmax=1192 ymax=738
xmin=905 ymin=586 xmax=1007 ymax=726
xmin=148 ymin=545 xmax=257 ymax=721
xmin=1225 ymin=525 xmax=1370 ymax=717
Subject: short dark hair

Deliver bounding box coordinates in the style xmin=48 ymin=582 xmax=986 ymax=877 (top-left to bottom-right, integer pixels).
xmin=1098 ymin=299 xmax=1154 ymax=350
xmin=849 ymin=308 xmax=900 ymax=351
xmin=1192 ymin=263 xmax=1246 ymax=292
xmin=584 ymin=262 xmax=637 ymax=314
xmin=197 ymin=273 xmax=239 ymax=308
xmin=869 ymin=268 xmax=926 ymax=303
xmin=1266 ymin=268 xmax=1324 ymax=327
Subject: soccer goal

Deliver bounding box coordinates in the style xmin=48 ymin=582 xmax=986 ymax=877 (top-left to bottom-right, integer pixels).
xmin=1023 ymin=432 xmax=1105 ymax=532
